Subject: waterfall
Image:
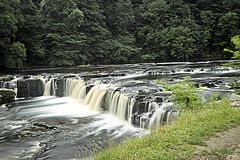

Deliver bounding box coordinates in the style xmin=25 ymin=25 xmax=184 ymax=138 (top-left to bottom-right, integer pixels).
xmin=148 ymin=102 xmax=178 ymax=130
xmin=105 ymin=90 xmax=135 ymax=122
xmin=42 ymin=78 xmax=179 ymax=130
xmin=44 ymin=79 xmax=55 ymax=96
xmin=109 ymin=91 xmax=120 ymax=115
xmin=128 ymin=98 xmax=135 ymax=123
xmin=77 ymin=85 xmax=86 ymax=100
xmin=65 ymin=79 xmax=79 ymax=96
xmin=116 ymin=93 xmax=129 ymax=120
xmin=84 ymin=85 xmax=107 ymax=111
xmin=70 ymin=80 xmax=85 ymax=99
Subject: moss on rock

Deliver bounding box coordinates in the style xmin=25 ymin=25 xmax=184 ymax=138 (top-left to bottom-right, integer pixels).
xmin=0 ymin=89 xmax=16 ymax=104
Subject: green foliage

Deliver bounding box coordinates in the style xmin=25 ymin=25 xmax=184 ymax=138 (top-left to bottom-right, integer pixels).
xmin=108 ymin=35 xmax=141 ymax=63
xmin=224 ymin=35 xmax=240 ymax=69
xmin=231 ymin=35 xmax=240 ymax=59
xmin=1 ymin=0 xmax=240 ymax=68
xmin=163 ymin=80 xmax=203 ymax=110
xmin=217 ymin=12 xmax=240 ymax=41
xmin=95 ymin=99 xmax=240 ymax=160
xmin=4 ymin=42 xmax=26 ymax=69
xmin=0 ymin=0 xmax=21 ymax=67
xmin=41 ymin=0 xmax=86 ymax=66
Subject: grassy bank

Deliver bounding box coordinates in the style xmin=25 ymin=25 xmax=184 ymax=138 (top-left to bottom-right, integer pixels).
xmin=95 ymin=99 xmax=240 ymax=160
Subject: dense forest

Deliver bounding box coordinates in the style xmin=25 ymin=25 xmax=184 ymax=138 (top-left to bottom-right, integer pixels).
xmin=0 ymin=0 xmax=240 ymax=69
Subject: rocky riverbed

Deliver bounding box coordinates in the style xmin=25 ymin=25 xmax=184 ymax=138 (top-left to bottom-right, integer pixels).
xmin=0 ymin=60 xmax=239 ymax=159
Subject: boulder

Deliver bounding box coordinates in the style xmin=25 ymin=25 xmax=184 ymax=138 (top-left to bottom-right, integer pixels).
xmin=17 ymin=79 xmax=44 ymax=98
xmin=0 ymin=75 xmax=14 ymax=82
xmin=0 ymin=89 xmax=16 ymax=104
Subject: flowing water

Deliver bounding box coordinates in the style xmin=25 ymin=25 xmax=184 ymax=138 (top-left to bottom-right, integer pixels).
xmin=0 ymin=60 xmax=239 ymax=159
xmin=0 ymin=97 xmax=146 ymax=159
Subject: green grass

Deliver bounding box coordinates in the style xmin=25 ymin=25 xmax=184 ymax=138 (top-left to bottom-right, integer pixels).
xmin=209 ymin=147 xmax=234 ymax=159
xmin=95 ymin=99 xmax=240 ymax=160
xmin=198 ymin=147 xmax=235 ymax=160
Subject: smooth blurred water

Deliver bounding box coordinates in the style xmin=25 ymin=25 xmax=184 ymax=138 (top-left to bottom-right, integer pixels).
xmin=0 ymin=97 xmax=147 ymax=159
xmin=0 ymin=60 xmax=239 ymax=159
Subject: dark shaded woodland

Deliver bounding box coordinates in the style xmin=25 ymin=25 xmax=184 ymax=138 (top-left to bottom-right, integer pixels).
xmin=0 ymin=0 xmax=240 ymax=69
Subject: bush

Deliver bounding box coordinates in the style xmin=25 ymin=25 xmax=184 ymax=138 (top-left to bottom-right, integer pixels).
xmin=156 ymin=79 xmax=203 ymax=110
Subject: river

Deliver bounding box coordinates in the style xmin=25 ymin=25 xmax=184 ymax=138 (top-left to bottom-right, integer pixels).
xmin=0 ymin=60 xmax=239 ymax=159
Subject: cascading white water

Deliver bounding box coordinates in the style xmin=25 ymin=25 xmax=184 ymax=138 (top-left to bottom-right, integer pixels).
xmin=148 ymin=102 xmax=178 ymax=130
xmin=43 ymin=80 xmax=51 ymax=96
xmin=128 ymin=98 xmax=136 ymax=123
xmin=105 ymin=90 xmax=135 ymax=122
xmin=70 ymin=80 xmax=85 ymax=99
xmin=43 ymin=79 xmax=55 ymax=96
xmin=84 ymin=85 xmax=107 ymax=111
xmin=43 ymin=78 xmax=179 ymax=130
xmin=65 ymin=79 xmax=79 ymax=96
xmin=44 ymin=78 xmax=87 ymax=100
xmin=116 ymin=93 xmax=129 ymax=120
xmin=109 ymin=91 xmax=120 ymax=115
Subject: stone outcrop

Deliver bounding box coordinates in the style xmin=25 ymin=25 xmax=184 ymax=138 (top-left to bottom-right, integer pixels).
xmin=55 ymin=79 xmax=65 ymax=97
xmin=17 ymin=79 xmax=44 ymax=98
xmin=0 ymin=89 xmax=16 ymax=104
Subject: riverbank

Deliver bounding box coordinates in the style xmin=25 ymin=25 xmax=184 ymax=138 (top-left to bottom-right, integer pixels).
xmin=95 ymin=99 xmax=240 ymax=160
xmin=194 ymin=125 xmax=240 ymax=160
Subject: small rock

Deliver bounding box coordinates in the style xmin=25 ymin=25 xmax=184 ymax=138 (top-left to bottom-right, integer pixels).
xmin=231 ymin=101 xmax=240 ymax=107
xmin=154 ymin=96 xmax=163 ymax=103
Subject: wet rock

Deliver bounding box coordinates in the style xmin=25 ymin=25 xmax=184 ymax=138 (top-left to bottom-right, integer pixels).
xmin=62 ymin=74 xmax=78 ymax=78
xmin=86 ymin=84 xmax=94 ymax=94
xmin=56 ymin=79 xmax=65 ymax=97
xmin=23 ymin=75 xmax=31 ymax=79
xmin=0 ymin=75 xmax=14 ymax=82
xmin=0 ymin=81 xmax=3 ymax=88
xmin=154 ymin=96 xmax=163 ymax=103
xmin=184 ymin=68 xmax=193 ymax=72
xmin=33 ymin=123 xmax=56 ymax=130
xmin=202 ymin=82 xmax=216 ymax=88
xmin=17 ymin=79 xmax=44 ymax=98
xmin=2 ymin=81 xmax=16 ymax=89
xmin=138 ymin=102 xmax=148 ymax=114
xmin=152 ymin=91 xmax=172 ymax=96
xmin=0 ymin=89 xmax=16 ymax=104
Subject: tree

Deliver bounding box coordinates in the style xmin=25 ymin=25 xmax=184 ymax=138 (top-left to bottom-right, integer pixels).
xmin=217 ymin=12 xmax=240 ymax=44
xmin=4 ymin=42 xmax=26 ymax=69
xmin=17 ymin=0 xmax=46 ymax=65
xmin=231 ymin=35 xmax=240 ymax=59
xmin=1 ymin=0 xmax=240 ymax=67
xmin=75 ymin=0 xmax=112 ymax=64
xmin=102 ymin=0 xmax=140 ymax=63
xmin=0 ymin=0 xmax=21 ymax=67
xmin=41 ymin=0 xmax=86 ymax=66
xmin=224 ymin=35 xmax=240 ymax=69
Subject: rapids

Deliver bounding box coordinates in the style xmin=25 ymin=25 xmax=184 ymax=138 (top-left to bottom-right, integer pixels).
xmin=0 ymin=60 xmax=239 ymax=159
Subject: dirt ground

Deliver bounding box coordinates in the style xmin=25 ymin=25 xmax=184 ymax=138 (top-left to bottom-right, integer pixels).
xmin=193 ymin=125 xmax=240 ymax=160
